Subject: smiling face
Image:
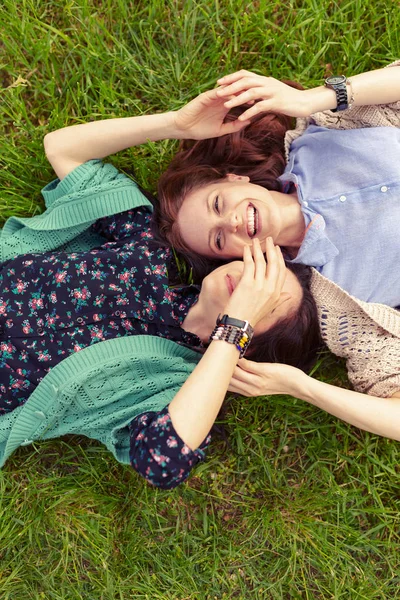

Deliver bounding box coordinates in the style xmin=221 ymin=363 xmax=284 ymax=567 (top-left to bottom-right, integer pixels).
xmin=185 ymin=260 xmax=303 ymax=341
xmin=176 ymin=174 xmax=283 ymax=259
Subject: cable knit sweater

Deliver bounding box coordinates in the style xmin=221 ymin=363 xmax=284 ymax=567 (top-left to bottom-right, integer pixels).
xmin=284 ymin=59 xmax=400 ymax=398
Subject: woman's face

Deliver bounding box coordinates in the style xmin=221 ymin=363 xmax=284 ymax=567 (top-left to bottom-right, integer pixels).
xmin=195 ymin=260 xmax=303 ymax=338
xmin=177 ymin=174 xmax=282 ymax=259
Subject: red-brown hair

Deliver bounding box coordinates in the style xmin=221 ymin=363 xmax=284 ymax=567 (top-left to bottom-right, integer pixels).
xmin=153 ymin=82 xmax=302 ymax=278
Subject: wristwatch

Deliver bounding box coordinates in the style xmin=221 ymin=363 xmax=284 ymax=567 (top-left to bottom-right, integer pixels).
xmin=211 ymin=314 xmax=255 ymax=358
xmin=217 ymin=314 xmax=253 ymax=332
xmin=324 ymin=75 xmax=349 ymax=112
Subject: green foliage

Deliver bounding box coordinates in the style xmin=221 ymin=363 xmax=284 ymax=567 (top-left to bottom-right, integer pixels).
xmin=1 ymin=0 xmax=399 ymax=597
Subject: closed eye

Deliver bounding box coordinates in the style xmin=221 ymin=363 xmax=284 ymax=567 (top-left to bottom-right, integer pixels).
xmin=214 ymin=195 xmax=220 ymax=214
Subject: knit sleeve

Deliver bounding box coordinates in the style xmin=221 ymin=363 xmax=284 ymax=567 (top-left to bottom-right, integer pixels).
xmin=41 ymin=159 xmax=151 ymax=210
xmin=129 ymin=406 xmax=211 ymax=489
xmin=0 ymin=160 xmax=154 ymax=263
xmin=311 ymin=270 xmax=400 ymax=398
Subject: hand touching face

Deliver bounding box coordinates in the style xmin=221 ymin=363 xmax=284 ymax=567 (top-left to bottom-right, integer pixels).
xmin=192 ymin=238 xmax=303 ymax=339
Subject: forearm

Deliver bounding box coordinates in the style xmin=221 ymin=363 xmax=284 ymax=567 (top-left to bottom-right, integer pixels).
xmin=303 ymin=66 xmax=400 ymax=114
xmin=44 ymin=111 xmax=179 ymax=179
xmin=290 ymin=372 xmax=400 ymax=441
xmin=169 ymin=341 xmax=239 ymax=450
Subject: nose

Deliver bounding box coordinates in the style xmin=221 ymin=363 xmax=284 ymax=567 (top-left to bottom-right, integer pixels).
xmin=222 ymin=211 xmax=242 ymax=233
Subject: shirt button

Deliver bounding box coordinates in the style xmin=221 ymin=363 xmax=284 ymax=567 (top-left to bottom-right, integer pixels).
xmin=339 ymin=195 xmax=346 ymax=202
xmin=380 ymin=185 xmax=388 ymax=192
xmin=148 ymin=315 xmax=154 ymax=321
xmin=303 ymin=201 xmax=308 ymax=207
xmin=37 ymin=327 xmax=44 ymax=335
xmin=76 ymin=317 xmax=84 ymax=324
xmin=115 ymin=311 xmax=121 ymax=317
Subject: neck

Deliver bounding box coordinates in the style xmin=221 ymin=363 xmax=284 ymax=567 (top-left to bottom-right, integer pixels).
xmin=270 ymin=190 xmax=305 ymax=248
xmin=181 ymin=300 xmax=210 ymax=343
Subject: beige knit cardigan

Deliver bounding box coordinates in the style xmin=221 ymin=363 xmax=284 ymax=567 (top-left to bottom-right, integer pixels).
xmin=284 ymin=60 xmax=400 ymax=397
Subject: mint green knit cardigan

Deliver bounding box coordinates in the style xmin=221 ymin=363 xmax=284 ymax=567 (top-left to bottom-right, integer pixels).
xmin=0 ymin=160 xmax=201 ymax=467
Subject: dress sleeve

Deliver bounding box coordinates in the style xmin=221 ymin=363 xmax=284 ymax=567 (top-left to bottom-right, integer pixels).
xmin=129 ymin=406 xmax=211 ymax=489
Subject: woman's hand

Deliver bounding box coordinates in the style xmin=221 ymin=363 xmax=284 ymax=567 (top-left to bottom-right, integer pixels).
xmin=172 ymin=88 xmax=251 ymax=140
xmin=223 ymin=237 xmax=288 ymax=327
xmin=216 ymin=70 xmax=311 ymax=119
xmin=229 ymin=358 xmax=304 ymax=397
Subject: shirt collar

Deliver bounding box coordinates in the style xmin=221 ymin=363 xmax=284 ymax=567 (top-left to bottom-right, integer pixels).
xmin=290 ymin=210 xmax=339 ymax=267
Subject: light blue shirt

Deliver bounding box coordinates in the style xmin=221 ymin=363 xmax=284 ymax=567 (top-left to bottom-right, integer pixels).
xmin=278 ymin=125 xmax=400 ymax=307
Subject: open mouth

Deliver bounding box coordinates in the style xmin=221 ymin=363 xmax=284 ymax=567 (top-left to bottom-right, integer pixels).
xmin=247 ymin=203 xmax=258 ymax=238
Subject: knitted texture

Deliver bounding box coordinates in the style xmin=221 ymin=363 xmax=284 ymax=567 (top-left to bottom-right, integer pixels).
xmin=311 ymin=270 xmax=400 ymax=398
xmin=0 ymin=160 xmax=201 ymax=467
xmin=0 ymin=335 xmax=200 ymax=467
xmin=284 ymin=59 xmax=400 ymax=397
xmin=0 ymin=160 xmax=152 ymax=263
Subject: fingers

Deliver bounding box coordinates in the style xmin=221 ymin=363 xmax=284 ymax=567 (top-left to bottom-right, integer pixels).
xmin=252 ymin=238 xmax=267 ymax=283
xmin=222 ymin=88 xmax=265 ymax=108
xmin=237 ymin=100 xmax=276 ymax=121
xmin=237 ymin=357 xmax=263 ymax=373
xmin=216 ymin=74 xmax=264 ymax=99
xmin=217 ymin=70 xmax=255 ymax=86
xmin=219 ymin=118 xmax=251 ymax=136
xmin=264 ymin=237 xmax=286 ymax=293
xmin=240 ymin=243 xmax=255 ymax=282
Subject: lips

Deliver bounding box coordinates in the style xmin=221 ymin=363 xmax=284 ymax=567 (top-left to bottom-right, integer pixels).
xmin=225 ymin=274 xmax=236 ymax=295
xmin=246 ymin=203 xmax=259 ymax=237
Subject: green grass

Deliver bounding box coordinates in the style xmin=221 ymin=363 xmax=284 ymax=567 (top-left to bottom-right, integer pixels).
xmin=1 ymin=0 xmax=400 ymax=597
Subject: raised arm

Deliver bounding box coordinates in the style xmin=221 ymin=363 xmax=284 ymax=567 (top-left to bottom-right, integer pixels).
xmin=168 ymin=238 xmax=286 ymax=450
xmin=43 ymin=89 xmax=250 ymax=180
xmin=216 ymin=64 xmax=400 ymax=120
xmin=229 ymin=360 xmax=400 ymax=441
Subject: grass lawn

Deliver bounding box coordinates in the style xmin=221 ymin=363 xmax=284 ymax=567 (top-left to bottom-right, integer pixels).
xmin=1 ymin=0 xmax=400 ymax=597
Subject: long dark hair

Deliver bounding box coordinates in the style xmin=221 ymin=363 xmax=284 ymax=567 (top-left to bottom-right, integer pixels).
xmin=247 ymin=263 xmax=322 ymax=372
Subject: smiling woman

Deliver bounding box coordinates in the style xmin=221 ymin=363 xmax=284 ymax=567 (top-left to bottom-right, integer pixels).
xmin=0 ymin=144 xmax=320 ymax=489
xmin=176 ymin=174 xmax=304 ymax=257
xmin=7 ymin=60 xmax=400 ymax=488
xmin=156 ymin=63 xmax=400 ymax=307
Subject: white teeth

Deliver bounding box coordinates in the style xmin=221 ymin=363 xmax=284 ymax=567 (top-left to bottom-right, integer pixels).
xmin=247 ymin=205 xmax=257 ymax=237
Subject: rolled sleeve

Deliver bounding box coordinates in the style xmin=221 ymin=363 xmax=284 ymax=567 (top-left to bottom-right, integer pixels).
xmin=129 ymin=406 xmax=211 ymax=490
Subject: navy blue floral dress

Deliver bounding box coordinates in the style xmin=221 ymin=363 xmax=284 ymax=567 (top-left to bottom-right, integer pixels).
xmin=0 ymin=206 xmax=210 ymax=489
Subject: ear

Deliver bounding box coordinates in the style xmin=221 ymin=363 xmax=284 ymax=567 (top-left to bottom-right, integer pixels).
xmin=226 ymin=173 xmax=250 ymax=183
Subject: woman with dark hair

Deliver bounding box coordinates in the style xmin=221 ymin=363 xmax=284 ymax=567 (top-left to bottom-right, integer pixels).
xmin=4 ymin=76 xmax=399 ymax=491
xmin=0 ymin=123 xmax=321 ymax=488
xmin=156 ymin=63 xmax=400 ymax=307
xmin=36 ymin=61 xmax=400 ymax=444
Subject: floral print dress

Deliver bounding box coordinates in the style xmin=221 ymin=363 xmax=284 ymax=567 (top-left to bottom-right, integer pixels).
xmin=0 ymin=206 xmax=210 ymax=488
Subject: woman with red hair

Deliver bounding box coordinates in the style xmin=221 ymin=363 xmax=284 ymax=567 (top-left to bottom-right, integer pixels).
xmin=156 ymin=64 xmax=400 ymax=309
xmin=8 ymin=62 xmax=398 ymax=475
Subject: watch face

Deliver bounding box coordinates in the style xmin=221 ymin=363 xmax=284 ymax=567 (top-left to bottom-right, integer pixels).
xmin=326 ymin=75 xmax=346 ymax=85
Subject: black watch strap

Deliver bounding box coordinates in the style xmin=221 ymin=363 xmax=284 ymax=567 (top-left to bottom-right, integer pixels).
xmin=217 ymin=314 xmax=252 ymax=332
